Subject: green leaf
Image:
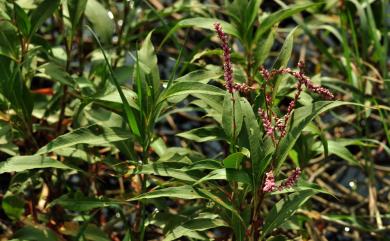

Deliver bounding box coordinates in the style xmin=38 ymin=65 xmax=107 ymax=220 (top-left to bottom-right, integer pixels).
xmin=327 ymin=140 xmax=359 ymax=165
xmin=84 ymin=0 xmax=114 ymax=43
xmin=29 ymin=0 xmax=60 ymax=38
xmin=51 ymin=193 xmax=125 ymax=211
xmin=174 ymin=69 xmax=222 ymax=84
xmin=177 ymin=125 xmax=226 ymax=142
xmin=82 ymin=224 xmax=111 ymax=241
xmin=239 ymin=98 xmax=267 ymax=185
xmin=133 ymin=163 xmax=197 ymax=182
xmin=162 ymin=82 xmax=225 ymax=101
xmin=164 ymin=218 xmax=228 ymax=241
xmin=2 ymin=194 xmax=24 ymax=220
xmin=0 ymin=155 xmax=71 ymax=174
xmin=138 ymin=31 xmax=160 ymax=98
xmin=261 ymin=190 xmax=318 ymax=238
xmin=37 ymin=124 xmax=132 ymax=154
xmin=13 ymin=3 xmax=31 ymax=37
xmin=0 ymin=23 xmax=19 ymax=61
xmin=275 ymin=101 xmax=351 ymax=172
xmin=160 ymin=18 xmax=240 ymax=48
xmin=223 ymin=152 xmax=245 ymax=168
xmin=244 ymin=0 xmax=263 ymax=33
xmin=222 ymin=92 xmax=243 ymax=139
xmin=272 ymin=27 xmax=297 ymax=97
xmin=37 ymin=62 xmax=74 ymax=86
xmin=129 ymin=186 xmax=204 ymax=201
xmin=196 ymin=188 xmax=245 ymax=226
xmin=254 ymin=3 xmax=322 ymax=41
xmin=87 ymin=26 xmax=141 ymax=137
xmin=193 ymin=168 xmax=251 ymax=186
xmin=67 ymin=0 xmax=88 ymax=29
xmin=254 ymin=28 xmax=276 ymax=69
xmin=95 ymin=88 xmax=139 ymax=110
xmin=150 ymin=137 xmax=167 ymax=157
xmin=272 ymin=27 xmax=297 ymax=70
xmin=13 ymin=226 xmax=60 ymax=241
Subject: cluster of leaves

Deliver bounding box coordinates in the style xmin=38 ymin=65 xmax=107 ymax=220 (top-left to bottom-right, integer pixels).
xmin=0 ymin=0 xmax=389 ymax=241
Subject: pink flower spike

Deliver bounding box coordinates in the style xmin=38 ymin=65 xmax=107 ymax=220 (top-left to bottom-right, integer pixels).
xmin=263 ymin=170 xmax=276 ymax=192
xmin=233 ymin=83 xmax=252 ymax=93
xmin=280 ymin=167 xmax=301 ymax=190
xmin=214 ymin=22 xmax=234 ymax=93
xmin=258 ymin=108 xmax=274 ymax=137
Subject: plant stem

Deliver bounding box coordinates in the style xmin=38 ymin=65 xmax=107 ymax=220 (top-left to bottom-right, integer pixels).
xmin=57 ymin=8 xmax=72 ymax=134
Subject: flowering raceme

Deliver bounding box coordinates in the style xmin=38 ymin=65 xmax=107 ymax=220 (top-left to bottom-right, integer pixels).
xmin=214 ymin=22 xmax=251 ymax=94
xmin=263 ymin=171 xmax=276 ymax=192
xmin=214 ymin=22 xmax=235 ymax=93
xmin=263 ymin=168 xmax=302 ymax=193
xmin=258 ymin=61 xmax=334 ymax=141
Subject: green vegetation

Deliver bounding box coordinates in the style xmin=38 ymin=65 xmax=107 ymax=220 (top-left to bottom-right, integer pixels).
xmin=0 ymin=0 xmax=389 ymax=240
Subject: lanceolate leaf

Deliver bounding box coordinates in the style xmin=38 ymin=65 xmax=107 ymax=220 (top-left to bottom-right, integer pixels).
xmin=174 ymin=69 xmax=222 ymax=84
xmin=2 ymin=194 xmax=24 ymax=220
xmin=0 ymin=155 xmax=71 ymax=174
xmin=261 ymin=189 xmax=318 ymax=238
xmin=13 ymin=3 xmax=31 ymax=37
xmin=164 ymin=218 xmax=228 ymax=241
xmin=86 ymin=26 xmax=141 ymax=137
xmin=272 ymin=27 xmax=297 ymax=70
xmin=161 ymin=82 xmax=225 ymax=101
xmin=254 ymin=28 xmax=276 ymax=69
xmin=196 ymin=188 xmax=245 ymax=226
xmin=239 ymin=98 xmax=267 ymax=186
xmin=128 ymin=186 xmax=204 ymax=201
xmin=29 ymin=0 xmax=60 ymax=38
xmin=0 ymin=23 xmax=19 ymax=60
xmin=84 ymin=0 xmax=114 ymax=43
xmin=160 ymin=18 xmax=240 ymax=48
xmin=95 ymin=88 xmax=139 ymax=110
xmin=138 ymin=31 xmax=160 ymax=98
xmin=275 ymin=101 xmax=351 ymax=171
xmin=272 ymin=27 xmax=297 ymax=97
xmin=132 ymin=163 xmax=197 ymax=182
xmin=223 ymin=152 xmax=246 ymax=168
xmin=52 ymin=193 xmax=126 ymax=211
xmin=13 ymin=226 xmax=60 ymax=241
xmin=37 ymin=125 xmax=132 ymax=154
xmin=67 ymin=0 xmax=88 ymax=29
xmin=177 ymin=125 xmax=226 ymax=142
xmin=327 ymin=140 xmax=359 ymax=165
xmin=193 ymin=168 xmax=251 ymax=186
xmin=222 ymin=92 xmax=243 ymax=139
xmin=254 ymin=3 xmax=322 ymax=41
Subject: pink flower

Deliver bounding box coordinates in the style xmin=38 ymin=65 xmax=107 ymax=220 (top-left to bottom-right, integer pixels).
xmin=233 ymin=83 xmax=251 ymax=93
xmin=214 ymin=22 xmax=234 ymax=93
xmin=258 ymin=108 xmax=274 ymax=137
xmin=279 ymin=167 xmax=301 ymax=190
xmin=263 ymin=168 xmax=302 ymax=193
xmin=263 ymin=170 xmax=276 ymax=192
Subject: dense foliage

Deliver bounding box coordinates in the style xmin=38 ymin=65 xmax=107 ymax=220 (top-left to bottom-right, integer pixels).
xmin=0 ymin=0 xmax=389 ymax=240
